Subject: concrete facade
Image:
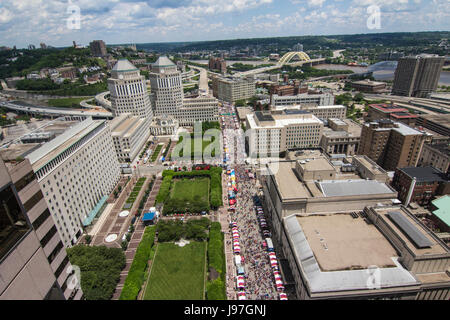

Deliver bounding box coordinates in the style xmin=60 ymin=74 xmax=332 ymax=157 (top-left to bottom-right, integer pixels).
xmin=26 ymin=118 xmax=121 ymax=246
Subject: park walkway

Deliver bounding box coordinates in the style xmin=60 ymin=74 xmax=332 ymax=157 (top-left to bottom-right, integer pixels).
xmin=111 ymin=176 xmax=162 ymax=300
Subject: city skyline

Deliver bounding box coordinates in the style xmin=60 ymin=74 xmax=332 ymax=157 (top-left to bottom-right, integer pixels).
xmin=0 ymin=0 xmax=449 ymax=49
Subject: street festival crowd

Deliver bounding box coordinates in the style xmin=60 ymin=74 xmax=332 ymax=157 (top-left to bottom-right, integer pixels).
xmin=220 ymin=101 xmax=288 ymax=301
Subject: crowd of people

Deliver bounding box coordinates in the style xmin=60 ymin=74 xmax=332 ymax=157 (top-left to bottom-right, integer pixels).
xmin=220 ymin=100 xmax=280 ymax=300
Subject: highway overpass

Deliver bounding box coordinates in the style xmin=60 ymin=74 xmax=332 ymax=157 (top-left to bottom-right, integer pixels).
xmin=1 ymin=100 xmax=114 ymax=119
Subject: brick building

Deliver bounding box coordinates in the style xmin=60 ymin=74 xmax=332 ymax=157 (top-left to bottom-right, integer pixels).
xmin=392 ymin=166 xmax=449 ymax=206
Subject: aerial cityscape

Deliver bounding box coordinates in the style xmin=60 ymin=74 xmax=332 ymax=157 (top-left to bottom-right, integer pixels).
xmin=1 ymin=0 xmax=450 ymax=305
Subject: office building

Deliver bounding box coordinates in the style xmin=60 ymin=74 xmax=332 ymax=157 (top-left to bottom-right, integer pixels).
xmin=179 ymin=96 xmax=219 ymax=126
xmin=212 ymin=75 xmax=256 ymax=103
xmin=392 ymin=54 xmax=445 ymax=98
xmin=109 ymin=114 xmax=150 ymax=163
xmin=359 ymin=119 xmax=428 ymax=171
xmin=419 ymin=143 xmax=450 ymax=174
xmin=262 ymin=155 xmax=396 ymax=220
xmin=273 ymin=104 xmax=346 ymax=120
xmin=108 ymin=60 xmax=153 ymax=121
xmin=321 ymin=118 xmax=362 ymax=156
xmin=149 ymin=56 xmax=219 ymax=126
xmin=149 ymin=56 xmax=184 ymax=116
xmin=245 ymin=110 xmax=323 ymax=158
xmin=280 ymin=205 xmax=450 ymax=300
xmin=416 ymin=114 xmax=450 ymax=137
xmin=0 ymin=158 xmax=82 ymax=300
xmin=367 ymin=104 xmax=418 ymax=126
xmin=208 ymin=57 xmax=227 ymax=74
xmin=392 ymin=166 xmax=449 ymax=206
xmin=271 ymin=93 xmax=334 ymax=108
xmin=269 ymin=82 xmax=307 ymax=96
xmin=89 ymin=40 xmax=107 ymax=57
xmin=351 ymin=79 xmax=387 ymax=93
xmin=25 ymin=118 xmax=121 ymax=246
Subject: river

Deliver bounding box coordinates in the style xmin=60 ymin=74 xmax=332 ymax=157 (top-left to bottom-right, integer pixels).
xmin=313 ymin=63 xmax=450 ymax=86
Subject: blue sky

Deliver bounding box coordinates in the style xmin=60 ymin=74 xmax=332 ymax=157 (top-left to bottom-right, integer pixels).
xmin=0 ymin=0 xmax=449 ymax=48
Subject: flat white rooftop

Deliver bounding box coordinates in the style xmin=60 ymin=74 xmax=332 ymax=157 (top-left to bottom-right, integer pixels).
xmin=284 ymin=214 xmax=420 ymax=294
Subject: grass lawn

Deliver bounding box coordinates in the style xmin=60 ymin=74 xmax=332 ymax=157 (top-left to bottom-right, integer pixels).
xmin=151 ymin=144 xmax=163 ymax=162
xmin=47 ymin=97 xmax=89 ymax=108
xmin=143 ymin=241 xmax=206 ymax=300
xmin=170 ymin=177 xmax=210 ymax=208
xmin=172 ymin=136 xmax=216 ymax=159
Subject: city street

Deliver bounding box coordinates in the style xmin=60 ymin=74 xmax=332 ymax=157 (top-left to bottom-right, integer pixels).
xmin=220 ymin=101 xmax=280 ymax=300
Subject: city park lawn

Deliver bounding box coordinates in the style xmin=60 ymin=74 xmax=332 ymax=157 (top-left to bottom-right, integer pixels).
xmin=171 ymin=135 xmax=217 ymax=160
xmin=143 ymin=241 xmax=207 ymax=300
xmin=163 ymin=177 xmax=210 ymax=214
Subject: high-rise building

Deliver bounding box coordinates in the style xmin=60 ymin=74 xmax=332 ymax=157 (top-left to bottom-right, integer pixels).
xmin=149 ymin=56 xmax=219 ymax=126
xmin=271 ymin=92 xmax=335 ymax=107
xmin=0 ymin=158 xmax=83 ymax=300
xmin=359 ymin=119 xmax=428 ymax=171
xmin=149 ymin=56 xmax=184 ymax=117
xmin=212 ymin=75 xmax=256 ymax=103
xmin=392 ymin=54 xmax=445 ymax=98
xmin=89 ymin=40 xmax=107 ymax=57
xmin=40 ymin=43 xmax=47 ymax=50
xmin=208 ymin=57 xmax=227 ymax=74
xmin=245 ymin=110 xmax=323 ymax=158
xmin=293 ymin=43 xmax=303 ymax=52
xmin=108 ymin=60 xmax=153 ymax=121
xmin=25 ymin=118 xmax=121 ymax=246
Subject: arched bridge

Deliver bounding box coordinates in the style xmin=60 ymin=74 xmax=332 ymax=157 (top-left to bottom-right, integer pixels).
xmin=277 ymin=51 xmax=312 ymax=66
xmin=234 ymin=51 xmax=325 ymax=77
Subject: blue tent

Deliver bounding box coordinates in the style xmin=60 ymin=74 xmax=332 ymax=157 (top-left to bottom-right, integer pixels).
xmin=142 ymin=212 xmax=156 ymax=225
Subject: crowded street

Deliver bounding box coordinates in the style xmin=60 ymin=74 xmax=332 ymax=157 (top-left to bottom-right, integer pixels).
xmin=219 ymin=101 xmax=286 ymax=300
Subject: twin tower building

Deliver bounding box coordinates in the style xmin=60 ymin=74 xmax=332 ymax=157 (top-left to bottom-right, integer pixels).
xmin=107 ymin=56 xmax=219 ymax=129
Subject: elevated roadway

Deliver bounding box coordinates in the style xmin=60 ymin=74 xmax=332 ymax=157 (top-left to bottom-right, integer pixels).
xmin=0 ymin=100 xmax=113 ymax=119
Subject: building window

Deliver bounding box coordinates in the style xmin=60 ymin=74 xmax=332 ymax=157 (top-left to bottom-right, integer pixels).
xmin=32 ymin=209 xmax=51 ymax=231
xmin=0 ymin=186 xmax=31 ymax=260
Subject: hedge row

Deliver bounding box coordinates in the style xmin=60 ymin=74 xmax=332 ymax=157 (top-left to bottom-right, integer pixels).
xmin=156 ymin=168 xmax=223 ymax=208
xmin=119 ymin=226 xmax=156 ymax=300
xmin=206 ymin=222 xmax=226 ymax=300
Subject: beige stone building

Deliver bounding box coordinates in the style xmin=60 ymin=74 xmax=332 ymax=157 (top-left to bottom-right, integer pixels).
xmin=26 ymin=118 xmax=121 ymax=246
xmin=320 ymin=118 xmax=362 ymax=156
xmin=245 ymin=110 xmax=323 ymax=158
xmin=212 ymin=75 xmax=256 ymax=103
xmin=110 ymin=114 xmax=150 ymax=163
